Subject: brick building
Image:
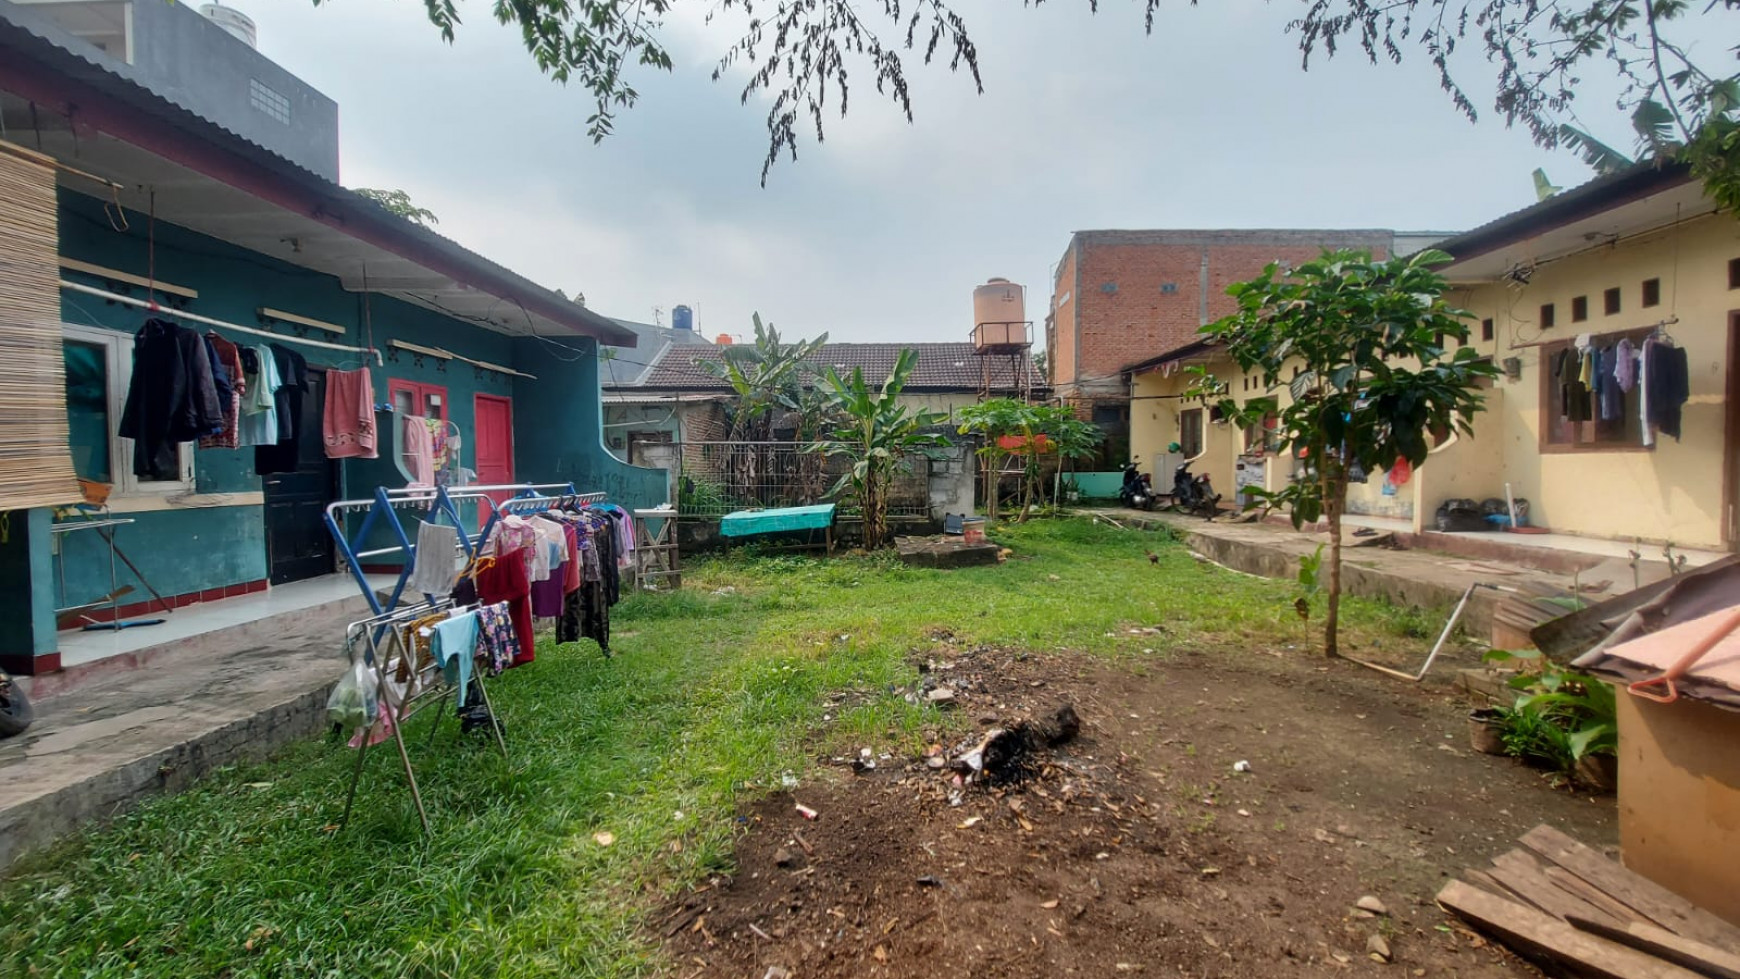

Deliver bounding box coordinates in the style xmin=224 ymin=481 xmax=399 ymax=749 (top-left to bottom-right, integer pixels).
xmin=1045 ymin=229 xmax=1442 ymax=463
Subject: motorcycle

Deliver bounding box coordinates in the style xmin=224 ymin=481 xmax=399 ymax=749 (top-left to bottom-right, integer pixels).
xmin=0 ymin=667 xmax=32 ymax=738
xmin=1119 ymin=462 xmax=1156 ymax=510
xmin=1170 ymin=458 xmax=1221 ymax=519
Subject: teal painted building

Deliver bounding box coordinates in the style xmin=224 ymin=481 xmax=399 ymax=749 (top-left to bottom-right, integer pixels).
xmin=0 ymin=4 xmax=666 ymax=676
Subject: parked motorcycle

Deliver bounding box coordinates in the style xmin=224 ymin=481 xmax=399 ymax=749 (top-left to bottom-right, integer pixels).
xmin=1119 ymin=462 xmax=1156 ymax=510
xmin=1170 ymin=457 xmax=1221 ymax=519
xmin=0 ymin=667 xmax=32 ymax=738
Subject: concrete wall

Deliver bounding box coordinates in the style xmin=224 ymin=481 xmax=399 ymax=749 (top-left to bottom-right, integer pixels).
xmin=927 ymin=441 xmax=976 ymax=519
xmin=1049 ymin=230 xmax=1394 ymax=401
xmin=5 ymin=189 xmax=633 ymax=673
xmin=1123 ymin=210 xmax=1740 ymax=550
xmin=1455 ymin=211 xmax=1740 ymax=548
xmin=127 ymin=0 xmax=339 ymax=180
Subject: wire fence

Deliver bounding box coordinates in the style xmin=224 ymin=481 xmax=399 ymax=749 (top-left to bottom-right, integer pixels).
xmin=650 ymin=441 xmax=933 ymax=519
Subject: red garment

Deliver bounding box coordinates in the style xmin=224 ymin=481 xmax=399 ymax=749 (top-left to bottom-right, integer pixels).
xmin=562 ymin=524 xmax=581 ymax=595
xmin=198 ymin=333 xmax=245 ymax=450
xmin=478 ymin=546 xmax=535 ymax=666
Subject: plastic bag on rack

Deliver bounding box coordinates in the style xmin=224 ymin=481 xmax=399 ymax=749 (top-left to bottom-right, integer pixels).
xmin=326 ymin=658 xmax=379 ymax=730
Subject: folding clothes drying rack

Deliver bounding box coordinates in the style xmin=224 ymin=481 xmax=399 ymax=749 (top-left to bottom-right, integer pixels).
xmin=323 ymin=482 xmax=581 ymax=616
xmin=334 ymin=597 xmax=509 ymax=837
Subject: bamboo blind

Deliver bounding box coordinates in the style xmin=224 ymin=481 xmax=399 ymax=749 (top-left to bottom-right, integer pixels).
xmin=0 ymin=151 xmax=82 ymax=510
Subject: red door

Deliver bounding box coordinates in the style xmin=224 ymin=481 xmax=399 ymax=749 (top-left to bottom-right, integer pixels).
xmin=474 ymin=394 xmax=515 ymax=528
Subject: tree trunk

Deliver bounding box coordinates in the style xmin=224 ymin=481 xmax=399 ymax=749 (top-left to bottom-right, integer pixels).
xmin=1323 ymin=477 xmax=1345 ymax=659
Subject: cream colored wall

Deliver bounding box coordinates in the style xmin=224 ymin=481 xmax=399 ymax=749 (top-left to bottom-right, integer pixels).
xmin=1129 ymin=363 xmax=1242 ymax=496
xmin=899 ymin=393 xmax=980 ymax=423
xmin=1454 ymin=212 xmax=1740 ymax=548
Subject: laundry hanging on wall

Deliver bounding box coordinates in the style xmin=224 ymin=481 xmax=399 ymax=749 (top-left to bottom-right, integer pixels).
xmin=254 ymin=343 xmax=308 ymax=476
xmin=323 ymin=366 xmax=377 ymax=460
xmin=117 ymin=317 xmax=224 ymax=479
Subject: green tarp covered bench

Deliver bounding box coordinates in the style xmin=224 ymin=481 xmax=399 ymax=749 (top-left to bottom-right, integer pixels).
xmin=718 ymin=503 xmax=836 ymax=554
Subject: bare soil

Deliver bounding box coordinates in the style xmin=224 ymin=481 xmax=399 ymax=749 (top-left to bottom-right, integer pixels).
xmin=662 ymin=639 xmax=1615 ymax=978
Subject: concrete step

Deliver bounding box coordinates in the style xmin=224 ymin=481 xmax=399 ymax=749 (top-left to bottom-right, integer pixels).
xmin=0 ymin=623 xmax=348 ymax=872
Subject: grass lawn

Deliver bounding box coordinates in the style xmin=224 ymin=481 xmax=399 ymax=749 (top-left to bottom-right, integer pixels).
xmin=0 ymin=518 xmax=1440 ymax=978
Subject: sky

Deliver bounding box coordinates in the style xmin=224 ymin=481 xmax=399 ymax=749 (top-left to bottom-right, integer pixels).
xmin=247 ymin=0 xmax=1628 ymax=346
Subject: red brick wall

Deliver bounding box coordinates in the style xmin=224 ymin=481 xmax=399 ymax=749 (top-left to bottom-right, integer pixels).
xmin=1051 ymin=231 xmax=1393 ymax=398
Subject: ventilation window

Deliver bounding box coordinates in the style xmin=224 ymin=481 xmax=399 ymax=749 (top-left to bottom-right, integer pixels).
xmin=1099 ymin=282 xmax=1118 ymax=294
xmin=248 ymin=78 xmax=291 ymax=124
xmin=1603 ymin=287 xmax=1621 ymax=315
xmin=1481 ymin=318 xmax=1495 ymax=342
xmin=1641 ymin=278 xmax=1661 ymax=307
xmin=1571 ymin=296 xmax=1589 ymax=322
xmin=1159 ymin=283 xmax=1178 ymax=295
xmin=1730 ymin=257 xmax=1740 ymax=289
xmin=1540 ymin=303 xmax=1556 ymax=329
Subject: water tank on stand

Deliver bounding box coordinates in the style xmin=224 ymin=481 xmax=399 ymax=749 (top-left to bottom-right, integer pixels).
xmin=973 ymin=278 xmax=1028 ymax=350
xmin=671 ymin=305 xmax=694 ymax=332
xmin=200 ymin=3 xmax=258 ymax=48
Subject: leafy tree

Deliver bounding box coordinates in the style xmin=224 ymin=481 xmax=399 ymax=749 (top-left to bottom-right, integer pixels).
xmin=696 ymin=313 xmax=827 ymax=442
xmin=1190 ymin=249 xmax=1499 ymax=658
xmin=956 ymin=399 xmax=1100 ymax=520
xmin=816 ymin=349 xmax=950 ymax=549
xmin=331 ymin=0 xmax=1736 ymax=196
xmin=353 ymin=188 xmax=439 ymax=226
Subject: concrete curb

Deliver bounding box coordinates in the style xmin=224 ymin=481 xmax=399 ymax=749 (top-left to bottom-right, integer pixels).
xmin=0 ymin=677 xmax=333 ymax=873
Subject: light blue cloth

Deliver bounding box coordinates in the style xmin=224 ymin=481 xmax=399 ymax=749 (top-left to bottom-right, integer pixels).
xmin=237 ymin=343 xmax=281 ymax=447
xmin=719 ymin=503 xmax=837 ymax=538
xmin=430 ymin=611 xmax=480 ymax=709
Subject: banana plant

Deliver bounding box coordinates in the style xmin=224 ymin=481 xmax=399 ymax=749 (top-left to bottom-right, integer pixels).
xmin=815 ymin=348 xmax=950 ymax=550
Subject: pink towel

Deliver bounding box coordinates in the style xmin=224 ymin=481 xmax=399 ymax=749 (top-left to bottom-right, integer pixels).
xmin=404 ymin=414 xmax=435 ymax=486
xmin=323 ymin=367 xmax=377 ymax=459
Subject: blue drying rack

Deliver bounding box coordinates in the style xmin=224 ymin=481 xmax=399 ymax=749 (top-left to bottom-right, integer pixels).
xmin=323 ymin=482 xmax=579 ymax=616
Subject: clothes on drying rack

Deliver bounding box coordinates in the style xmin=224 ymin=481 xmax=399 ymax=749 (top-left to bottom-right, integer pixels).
xmin=479 ymin=501 xmax=624 ymax=656
xmin=403 ymin=415 xmax=436 ymax=486
xmin=323 ymin=367 xmax=378 ymax=459
xmin=474 ymin=548 xmax=535 ymax=666
xmin=1644 ymin=337 xmax=1689 ymax=441
xmin=407 ymin=521 xmax=460 ymax=596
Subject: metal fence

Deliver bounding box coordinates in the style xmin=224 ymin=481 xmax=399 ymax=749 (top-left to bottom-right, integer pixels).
xmin=654 ymin=441 xmax=932 ymax=519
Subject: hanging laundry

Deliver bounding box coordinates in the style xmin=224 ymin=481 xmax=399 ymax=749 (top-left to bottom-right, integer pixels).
xmin=118 ymin=318 xmax=224 ymax=479
xmin=254 ymin=344 xmax=309 ymax=476
xmin=407 ymin=521 xmax=460 ymax=596
xmin=1640 ymin=338 xmax=1656 ymax=447
xmin=198 ymin=333 xmax=246 ymax=450
xmin=237 ymin=344 xmax=281 ymax=448
xmin=1646 ymin=339 xmax=1690 ymax=441
xmin=426 ymin=417 xmax=451 ymax=471
xmin=477 ymin=547 xmax=534 ymax=666
xmin=323 ymin=367 xmax=377 ymax=459
xmin=403 ymin=414 xmax=436 ymax=486
xmin=1613 ymin=337 xmax=1638 ymax=392
xmin=475 ymin=602 xmax=519 ymax=676
xmin=1553 ymin=348 xmax=1591 ymax=423
xmin=429 ymin=610 xmax=480 ymax=709
xmin=1596 ymin=346 xmax=1625 ymax=422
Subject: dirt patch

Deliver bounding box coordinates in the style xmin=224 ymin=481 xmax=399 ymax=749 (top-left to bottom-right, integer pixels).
xmin=662 ymin=644 xmax=1614 ymax=977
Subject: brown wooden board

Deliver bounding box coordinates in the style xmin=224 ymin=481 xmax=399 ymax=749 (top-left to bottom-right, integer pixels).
xmin=1437 ymin=879 xmax=1706 ymax=979
xmin=1520 ymin=825 xmax=1740 ymax=950
xmin=1488 ymin=849 xmax=1624 ymax=927
xmin=1567 ymin=915 xmax=1740 ymax=979
xmin=1545 ymin=866 xmax=1660 ymax=930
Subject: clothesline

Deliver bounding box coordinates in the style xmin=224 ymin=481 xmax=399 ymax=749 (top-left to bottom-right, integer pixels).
xmin=61 ymin=279 xmax=384 ymax=365
xmin=1506 ymin=316 xmax=1679 ymax=350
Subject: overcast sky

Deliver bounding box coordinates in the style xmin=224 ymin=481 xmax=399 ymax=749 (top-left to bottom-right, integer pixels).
xmin=249 ymin=0 xmax=1626 ymax=346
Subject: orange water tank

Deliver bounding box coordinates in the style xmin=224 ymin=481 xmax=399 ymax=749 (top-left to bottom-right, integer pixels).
xmin=973 ymin=278 xmax=1027 ymax=349
xmin=716 ymin=334 xmax=733 ymax=345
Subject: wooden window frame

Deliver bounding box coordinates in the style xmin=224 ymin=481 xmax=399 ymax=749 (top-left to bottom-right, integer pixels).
xmin=1178 ymin=407 xmax=1204 ymax=459
xmin=63 ymin=324 xmax=196 ymax=496
xmin=1537 ymin=327 xmax=1655 ymax=455
xmin=388 ymin=378 xmax=448 ymax=422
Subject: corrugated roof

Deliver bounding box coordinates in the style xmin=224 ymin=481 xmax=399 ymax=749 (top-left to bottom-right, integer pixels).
xmin=602 ymin=319 xmax=714 ymax=385
xmin=620 ymin=341 xmax=1041 ymax=393
xmin=0 ymin=0 xmax=635 ymax=345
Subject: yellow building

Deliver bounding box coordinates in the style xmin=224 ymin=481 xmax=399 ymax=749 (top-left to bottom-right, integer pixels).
xmin=1127 ymin=164 xmax=1739 ymax=550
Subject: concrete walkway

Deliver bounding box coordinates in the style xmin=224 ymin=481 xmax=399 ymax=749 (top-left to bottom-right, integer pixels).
xmin=1084 ymin=508 xmax=1712 ymax=640
xmin=0 ymin=577 xmax=383 ymax=871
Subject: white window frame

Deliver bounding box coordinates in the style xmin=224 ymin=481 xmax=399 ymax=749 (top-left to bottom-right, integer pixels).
xmin=63 ymin=324 xmax=196 ymax=497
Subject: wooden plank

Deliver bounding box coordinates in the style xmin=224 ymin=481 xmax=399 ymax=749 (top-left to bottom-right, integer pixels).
xmin=1463 ymin=868 xmax=1519 ymax=900
xmin=1437 ymin=879 xmax=1706 ymax=979
xmin=1489 ymin=849 xmax=1624 ymax=926
xmin=1546 ymin=866 xmax=1660 ymax=929
xmin=1568 ymin=915 xmax=1740 ymax=979
xmin=1520 ymin=825 xmax=1740 ymax=950
xmin=59 ymin=257 xmax=199 ymax=298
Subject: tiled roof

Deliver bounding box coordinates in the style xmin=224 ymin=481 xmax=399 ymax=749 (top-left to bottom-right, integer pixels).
xmin=619 ymin=341 xmax=1041 ymax=393
xmin=602 ymin=319 xmax=714 ymax=385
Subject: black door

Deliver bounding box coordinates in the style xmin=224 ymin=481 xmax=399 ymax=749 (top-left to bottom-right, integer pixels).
xmin=263 ymin=368 xmax=339 ymax=585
